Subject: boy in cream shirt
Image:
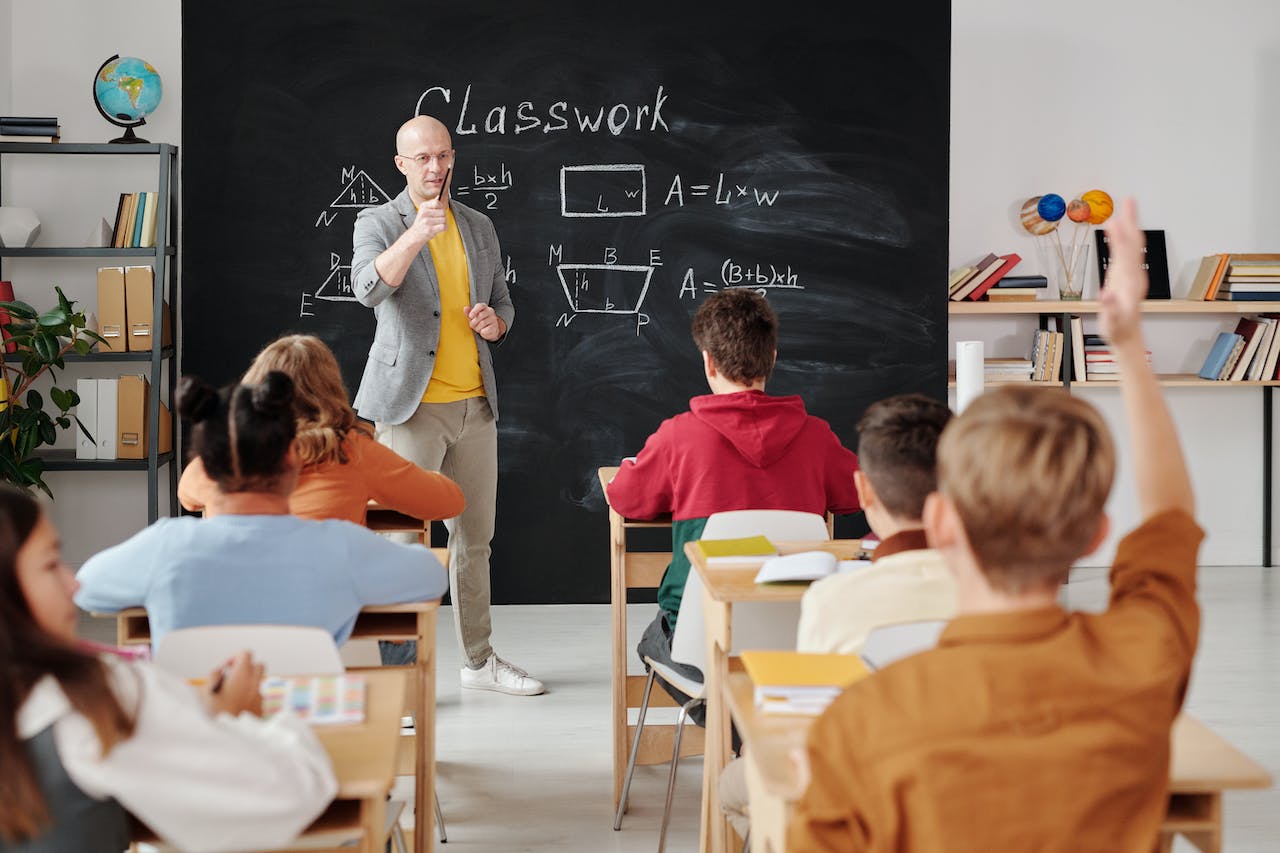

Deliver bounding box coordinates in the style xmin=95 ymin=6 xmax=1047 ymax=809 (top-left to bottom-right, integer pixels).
xmin=796 ymin=393 xmax=957 ymax=655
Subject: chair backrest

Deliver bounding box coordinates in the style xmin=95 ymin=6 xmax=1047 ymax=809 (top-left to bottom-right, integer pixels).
xmin=669 ymin=510 xmax=833 ymax=671
xmin=859 ymin=620 xmax=947 ymax=671
xmin=153 ymin=625 xmax=344 ymax=678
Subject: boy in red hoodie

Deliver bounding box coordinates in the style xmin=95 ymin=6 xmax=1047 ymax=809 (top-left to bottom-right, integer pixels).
xmin=607 ymin=289 xmax=861 ymax=709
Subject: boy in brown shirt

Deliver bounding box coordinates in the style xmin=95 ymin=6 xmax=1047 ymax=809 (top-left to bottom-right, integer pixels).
xmin=788 ymin=199 xmax=1202 ymax=852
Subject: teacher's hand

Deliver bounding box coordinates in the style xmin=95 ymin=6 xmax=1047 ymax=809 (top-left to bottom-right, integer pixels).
xmin=410 ymin=196 xmax=448 ymax=243
xmin=466 ymin=303 xmax=506 ymax=342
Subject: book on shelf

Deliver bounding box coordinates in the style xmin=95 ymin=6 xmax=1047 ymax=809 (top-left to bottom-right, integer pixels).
xmin=1221 ymin=279 xmax=1280 ymax=290
xmin=1247 ymin=318 xmax=1278 ymax=382
xmin=139 ymin=192 xmax=158 ymax=248
xmin=0 ymin=133 xmax=59 ymax=143
xmin=1261 ymin=314 xmax=1280 ymax=381
xmin=949 ymin=253 xmax=998 ymax=297
xmin=1204 ymin=254 xmax=1232 ymax=301
xmin=1228 ymin=318 xmax=1266 ymax=381
xmin=0 ymin=120 xmax=60 ymax=136
xmin=1050 ymin=315 xmax=1087 ymax=382
xmin=131 ymin=193 xmax=147 ymax=248
xmin=955 ymin=253 xmax=1021 ymax=301
xmin=113 ymin=193 xmax=134 ymax=248
xmin=1227 ymin=256 xmax=1280 ymax=277
xmin=1187 ymin=255 xmax=1225 ymax=301
xmin=1198 ymin=332 xmax=1244 ymax=381
xmin=948 ymin=265 xmax=976 ymax=291
xmin=993 ymin=275 xmax=1048 ymax=289
xmin=260 ymin=673 xmax=366 ymax=725
xmin=740 ymin=650 xmax=869 ymax=715
xmin=1213 ymin=291 xmax=1280 ymax=301
xmin=693 ymin=535 xmax=777 ymax=565
xmin=1097 ymin=229 xmax=1171 ymax=299
xmin=985 ymin=288 xmax=1039 ymax=302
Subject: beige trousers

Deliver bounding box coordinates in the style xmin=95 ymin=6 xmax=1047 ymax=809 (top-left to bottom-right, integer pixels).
xmin=376 ymin=397 xmax=497 ymax=668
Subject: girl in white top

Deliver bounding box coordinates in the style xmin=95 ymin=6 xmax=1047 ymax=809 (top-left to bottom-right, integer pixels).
xmin=0 ymin=486 xmax=336 ymax=853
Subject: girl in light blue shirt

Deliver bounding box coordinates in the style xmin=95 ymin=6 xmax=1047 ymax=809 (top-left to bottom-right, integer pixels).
xmin=76 ymin=371 xmax=447 ymax=650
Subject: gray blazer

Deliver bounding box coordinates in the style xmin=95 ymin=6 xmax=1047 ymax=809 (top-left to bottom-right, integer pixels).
xmin=351 ymin=190 xmax=515 ymax=425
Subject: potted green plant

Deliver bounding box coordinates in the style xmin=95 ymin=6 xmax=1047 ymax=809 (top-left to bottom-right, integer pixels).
xmin=0 ymin=287 xmax=107 ymax=496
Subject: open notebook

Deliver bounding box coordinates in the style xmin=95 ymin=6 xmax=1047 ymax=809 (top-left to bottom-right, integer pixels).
xmin=754 ymin=550 xmax=871 ymax=583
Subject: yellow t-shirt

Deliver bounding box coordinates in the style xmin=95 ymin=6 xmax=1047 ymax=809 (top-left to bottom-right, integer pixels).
xmin=422 ymin=206 xmax=484 ymax=403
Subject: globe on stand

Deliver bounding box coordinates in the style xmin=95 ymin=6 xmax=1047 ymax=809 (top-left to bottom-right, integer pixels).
xmin=93 ymin=54 xmax=163 ymax=144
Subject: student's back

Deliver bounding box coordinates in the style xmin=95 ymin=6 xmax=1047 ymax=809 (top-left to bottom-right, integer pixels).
xmin=75 ymin=514 xmax=444 ymax=649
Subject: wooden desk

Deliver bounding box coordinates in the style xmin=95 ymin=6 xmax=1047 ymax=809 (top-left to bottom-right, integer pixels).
xmin=686 ymin=540 xmax=866 ymax=853
xmin=133 ymin=669 xmax=406 ymax=853
xmin=724 ymin=672 xmax=1273 ymax=853
xmin=110 ymin=602 xmax=441 ymax=853
xmin=598 ymin=466 xmax=703 ymax=814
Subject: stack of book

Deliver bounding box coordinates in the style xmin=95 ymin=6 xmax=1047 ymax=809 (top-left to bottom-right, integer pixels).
xmin=1187 ymin=253 xmax=1280 ymax=301
xmin=1084 ymin=334 xmax=1153 ymax=382
xmin=0 ymin=116 xmax=60 ymax=143
xmin=948 ymin=252 xmax=1021 ymax=301
xmin=986 ymin=274 xmax=1047 ymax=303
xmin=1217 ymin=257 xmax=1280 ymax=301
xmin=110 ymin=191 xmax=159 ymax=248
xmin=983 ymin=357 xmax=1034 ymax=382
xmin=740 ymin=650 xmax=868 ymax=715
xmin=1198 ymin=316 xmax=1280 ymax=381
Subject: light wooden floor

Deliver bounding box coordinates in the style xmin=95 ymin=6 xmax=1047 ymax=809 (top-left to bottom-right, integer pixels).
xmin=83 ymin=565 xmax=1279 ymax=852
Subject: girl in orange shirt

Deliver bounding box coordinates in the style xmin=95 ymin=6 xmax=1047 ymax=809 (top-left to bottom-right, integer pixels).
xmin=179 ymin=335 xmax=463 ymax=525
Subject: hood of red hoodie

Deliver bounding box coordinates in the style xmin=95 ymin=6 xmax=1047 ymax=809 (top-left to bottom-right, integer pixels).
xmin=689 ymin=390 xmax=810 ymax=468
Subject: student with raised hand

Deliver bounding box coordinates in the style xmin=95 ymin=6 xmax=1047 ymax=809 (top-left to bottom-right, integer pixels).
xmin=178 ymin=334 xmax=465 ymax=526
xmin=76 ymin=372 xmax=448 ymax=650
xmin=0 ymin=486 xmax=336 ymax=853
xmin=789 ymin=199 xmax=1202 ymax=852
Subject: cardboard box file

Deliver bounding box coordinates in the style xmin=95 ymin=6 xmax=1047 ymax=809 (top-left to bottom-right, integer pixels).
xmin=96 ymin=267 xmax=127 ymax=354
xmin=117 ymin=374 xmax=172 ymax=460
xmin=123 ymin=265 xmax=172 ymax=351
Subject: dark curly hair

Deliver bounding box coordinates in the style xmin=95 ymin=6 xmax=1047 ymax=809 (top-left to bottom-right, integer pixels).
xmin=177 ymin=371 xmax=298 ymax=493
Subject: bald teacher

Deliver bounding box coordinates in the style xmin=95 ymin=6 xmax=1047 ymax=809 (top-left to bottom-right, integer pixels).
xmin=351 ymin=115 xmax=543 ymax=696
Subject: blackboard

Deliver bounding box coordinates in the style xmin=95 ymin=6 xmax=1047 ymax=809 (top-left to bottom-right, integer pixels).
xmin=182 ymin=0 xmax=951 ymax=604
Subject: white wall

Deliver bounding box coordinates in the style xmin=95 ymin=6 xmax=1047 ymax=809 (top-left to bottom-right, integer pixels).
xmin=3 ymin=0 xmax=180 ymax=566
xmin=5 ymin=1 xmax=1278 ymax=566
xmin=951 ymin=0 xmax=1280 ymax=566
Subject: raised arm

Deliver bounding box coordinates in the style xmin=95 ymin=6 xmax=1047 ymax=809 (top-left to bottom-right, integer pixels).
xmin=1098 ymin=199 xmax=1194 ymax=520
xmin=351 ymin=200 xmax=445 ymax=308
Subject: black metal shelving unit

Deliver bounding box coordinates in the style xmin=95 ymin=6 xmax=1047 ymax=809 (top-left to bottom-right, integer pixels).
xmin=0 ymin=142 xmax=179 ymax=522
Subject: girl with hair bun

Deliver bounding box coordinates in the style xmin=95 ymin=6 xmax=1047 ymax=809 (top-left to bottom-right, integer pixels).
xmin=178 ymin=334 xmax=464 ymax=525
xmin=0 ymin=485 xmax=336 ymax=852
xmin=74 ymin=372 xmax=447 ymax=650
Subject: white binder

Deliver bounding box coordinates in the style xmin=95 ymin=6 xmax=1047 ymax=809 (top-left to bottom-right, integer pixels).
xmin=97 ymin=378 xmax=118 ymax=460
xmin=75 ymin=378 xmax=98 ymax=460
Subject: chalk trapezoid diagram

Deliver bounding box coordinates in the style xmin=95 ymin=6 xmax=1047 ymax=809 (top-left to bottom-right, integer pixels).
xmin=560 ymin=164 xmax=646 ymax=218
xmin=315 ymin=253 xmax=356 ymax=302
xmin=556 ymin=264 xmax=653 ymax=315
xmin=330 ymin=168 xmax=392 ymax=209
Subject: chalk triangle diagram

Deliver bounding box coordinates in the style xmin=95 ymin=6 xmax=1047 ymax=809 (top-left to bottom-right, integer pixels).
xmin=330 ymin=169 xmax=391 ymax=209
xmin=316 ymin=253 xmax=356 ymax=302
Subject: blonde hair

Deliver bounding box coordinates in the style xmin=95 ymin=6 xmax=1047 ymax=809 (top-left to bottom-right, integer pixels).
xmin=937 ymin=386 xmax=1114 ymax=592
xmin=241 ymin=335 xmax=369 ymax=467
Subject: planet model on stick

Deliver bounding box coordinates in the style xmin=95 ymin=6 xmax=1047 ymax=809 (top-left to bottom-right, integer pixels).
xmin=93 ymin=55 xmax=163 ymax=144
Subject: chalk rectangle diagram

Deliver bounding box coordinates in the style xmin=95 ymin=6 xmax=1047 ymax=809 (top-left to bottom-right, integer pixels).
xmin=560 ymin=164 xmax=646 ymax=217
xmin=557 ymin=264 xmax=653 ymax=314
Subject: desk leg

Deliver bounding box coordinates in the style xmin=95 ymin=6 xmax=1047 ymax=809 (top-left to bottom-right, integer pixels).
xmin=415 ymin=608 xmax=437 ymax=853
xmin=360 ymin=796 xmax=388 ymax=853
xmin=610 ymin=510 xmax=628 ymax=812
xmin=1181 ymin=792 xmax=1222 ymax=853
xmin=700 ymin=594 xmax=733 ymax=853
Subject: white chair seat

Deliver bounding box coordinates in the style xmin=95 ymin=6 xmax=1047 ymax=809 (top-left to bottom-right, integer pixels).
xmin=644 ymin=656 xmax=706 ymax=701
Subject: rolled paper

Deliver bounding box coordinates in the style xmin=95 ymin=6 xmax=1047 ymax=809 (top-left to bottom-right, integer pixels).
xmin=1066 ymin=199 xmax=1092 ymax=223
xmin=1081 ymin=189 xmax=1114 ymax=224
xmin=1020 ymin=196 xmax=1057 ymax=235
xmin=956 ymin=340 xmax=985 ymax=413
xmin=1037 ymin=193 xmax=1067 ymax=222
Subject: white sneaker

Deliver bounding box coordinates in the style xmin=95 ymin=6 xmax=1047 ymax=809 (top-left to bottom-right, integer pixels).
xmin=460 ymin=654 xmax=546 ymax=696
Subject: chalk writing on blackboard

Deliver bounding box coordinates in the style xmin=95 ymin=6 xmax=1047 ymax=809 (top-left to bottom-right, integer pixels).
xmin=316 ymin=167 xmax=392 ymax=227
xmin=664 ymin=172 xmax=780 ymax=208
xmin=415 ymin=84 xmax=671 ymax=137
xmin=451 ymin=162 xmax=514 ymax=212
xmin=560 ymin=164 xmax=646 ymax=218
xmin=554 ymin=263 xmax=653 ymax=333
xmin=315 ymin=253 xmax=356 ymax=302
xmin=679 ymin=260 xmax=804 ymax=300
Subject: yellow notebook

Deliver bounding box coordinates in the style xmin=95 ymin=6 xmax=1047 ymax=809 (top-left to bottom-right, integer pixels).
xmin=740 ymin=650 xmax=869 ymax=715
xmin=693 ymin=535 xmax=776 ymax=565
